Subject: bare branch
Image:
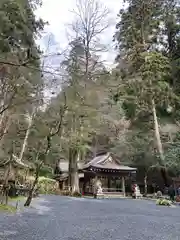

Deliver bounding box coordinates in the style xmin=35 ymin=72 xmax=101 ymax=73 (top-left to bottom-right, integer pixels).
xmin=69 ymin=0 xmax=110 ymax=81
xmin=50 ymin=91 xmax=68 ymax=137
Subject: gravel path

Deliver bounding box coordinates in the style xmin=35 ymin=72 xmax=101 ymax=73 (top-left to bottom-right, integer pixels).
xmin=0 ymin=195 xmax=180 ymax=240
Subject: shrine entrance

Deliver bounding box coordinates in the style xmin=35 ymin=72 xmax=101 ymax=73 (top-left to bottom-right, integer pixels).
xmin=82 ymin=152 xmax=136 ymax=197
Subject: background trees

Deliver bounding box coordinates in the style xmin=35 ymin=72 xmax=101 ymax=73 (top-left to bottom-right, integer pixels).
xmin=1 ymin=0 xmax=180 ymax=202
xmin=113 ymin=0 xmax=180 ymax=186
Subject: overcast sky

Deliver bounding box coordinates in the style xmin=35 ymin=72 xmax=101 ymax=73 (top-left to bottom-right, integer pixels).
xmin=36 ymin=0 xmax=125 ymax=66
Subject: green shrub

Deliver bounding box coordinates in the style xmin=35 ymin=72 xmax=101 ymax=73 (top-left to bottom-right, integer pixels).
xmin=156 ymin=199 xmax=172 ymax=206
xmin=37 ymin=177 xmax=57 ymax=194
xmin=71 ymin=192 xmax=82 ymax=197
xmin=39 ymin=166 xmax=53 ymax=178
xmin=0 ymin=204 xmax=16 ymax=213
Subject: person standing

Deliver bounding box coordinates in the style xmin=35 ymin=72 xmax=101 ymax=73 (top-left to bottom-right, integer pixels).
xmin=168 ymin=185 xmax=175 ymax=201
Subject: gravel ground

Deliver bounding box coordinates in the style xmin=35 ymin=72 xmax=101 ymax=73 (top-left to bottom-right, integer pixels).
xmin=0 ymin=195 xmax=180 ymax=240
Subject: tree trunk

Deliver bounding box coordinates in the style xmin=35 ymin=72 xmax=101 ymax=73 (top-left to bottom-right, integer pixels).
xmin=24 ymin=162 xmax=41 ymax=207
xmin=1 ymin=162 xmax=11 ymax=204
xmin=152 ymin=99 xmax=164 ymax=162
xmin=152 ymin=99 xmax=168 ymax=186
xmin=24 ymin=176 xmax=38 ymax=207
xmin=68 ymin=148 xmax=72 ymax=190
xmin=122 ymin=176 xmax=126 ymax=197
xmin=93 ymin=136 xmax=98 ymax=158
xmin=19 ymin=111 xmax=34 ymax=162
xmin=68 ymin=147 xmax=80 ymax=194
xmin=71 ymin=171 xmax=80 ymax=194
xmin=160 ymin=168 xmax=168 ymax=187
xmin=144 ymin=175 xmax=147 ymax=196
xmin=0 ymin=116 xmax=11 ymax=147
xmin=5 ymin=163 xmax=11 ymax=205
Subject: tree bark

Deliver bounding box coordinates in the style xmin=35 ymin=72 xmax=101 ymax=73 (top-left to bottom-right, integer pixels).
xmin=0 ymin=115 xmax=11 ymax=147
xmin=71 ymin=171 xmax=79 ymax=193
xmin=24 ymin=175 xmax=38 ymax=207
xmin=24 ymin=162 xmax=41 ymax=207
xmin=152 ymin=99 xmax=164 ymax=161
xmin=144 ymin=175 xmax=147 ymax=196
xmin=19 ymin=110 xmax=34 ymax=162
xmin=151 ymin=99 xmax=168 ymax=186
xmin=24 ymin=94 xmax=67 ymax=206
xmin=93 ymin=135 xmax=98 ymax=158
xmin=68 ymin=148 xmax=72 ymax=190
xmin=122 ymin=176 xmax=126 ymax=197
xmin=68 ymin=147 xmax=80 ymax=194
xmin=1 ymin=161 xmax=11 ymax=204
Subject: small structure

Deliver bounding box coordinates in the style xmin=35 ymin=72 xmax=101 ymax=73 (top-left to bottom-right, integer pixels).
xmin=83 ymin=152 xmax=136 ymax=197
xmin=0 ymin=155 xmax=31 ymax=199
xmin=0 ymin=154 xmax=30 ymax=185
xmin=55 ymin=152 xmax=137 ymax=197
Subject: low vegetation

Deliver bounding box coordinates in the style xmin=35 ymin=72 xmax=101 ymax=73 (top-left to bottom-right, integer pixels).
xmin=9 ymin=196 xmax=25 ymax=201
xmin=156 ymin=199 xmax=172 ymax=206
xmin=60 ymin=190 xmax=82 ymax=198
xmin=38 ymin=177 xmax=57 ymax=194
xmin=0 ymin=204 xmax=16 ymax=213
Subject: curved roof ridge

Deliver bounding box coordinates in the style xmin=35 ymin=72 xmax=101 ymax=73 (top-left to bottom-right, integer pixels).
xmin=96 ymin=152 xmax=110 ymax=164
xmin=83 ymin=152 xmax=137 ymax=171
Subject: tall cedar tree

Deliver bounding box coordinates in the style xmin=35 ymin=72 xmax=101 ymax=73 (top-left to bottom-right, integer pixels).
xmin=114 ymin=0 xmax=177 ymax=186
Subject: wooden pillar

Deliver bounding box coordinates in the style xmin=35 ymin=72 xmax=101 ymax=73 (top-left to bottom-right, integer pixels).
xmin=83 ymin=173 xmax=88 ymax=194
xmin=122 ymin=176 xmax=125 ymax=197
xmin=58 ymin=181 xmax=63 ymax=190
xmin=82 ymin=179 xmax=86 ymax=194
xmin=107 ymin=177 xmax=111 ymax=192
xmin=83 ymin=173 xmax=89 ymax=195
xmin=93 ymin=175 xmax=98 ymax=198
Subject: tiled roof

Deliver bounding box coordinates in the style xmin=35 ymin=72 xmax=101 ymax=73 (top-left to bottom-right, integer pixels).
xmin=57 ymin=153 xmax=136 ymax=173
xmin=83 ymin=152 xmax=136 ymax=171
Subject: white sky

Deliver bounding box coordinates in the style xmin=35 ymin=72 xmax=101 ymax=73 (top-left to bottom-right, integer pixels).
xmin=36 ymin=0 xmax=125 ymax=66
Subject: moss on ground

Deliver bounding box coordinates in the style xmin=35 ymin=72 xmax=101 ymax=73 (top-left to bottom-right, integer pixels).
xmin=0 ymin=196 xmax=26 ymax=212
xmin=9 ymin=196 xmax=25 ymax=202
xmin=0 ymin=204 xmax=16 ymax=213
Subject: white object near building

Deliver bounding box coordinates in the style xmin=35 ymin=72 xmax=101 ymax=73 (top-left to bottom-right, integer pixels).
xmin=133 ymin=185 xmax=142 ymax=199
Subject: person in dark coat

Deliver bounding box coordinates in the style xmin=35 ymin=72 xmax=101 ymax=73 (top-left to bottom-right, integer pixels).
xmin=168 ymin=185 xmax=175 ymax=201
